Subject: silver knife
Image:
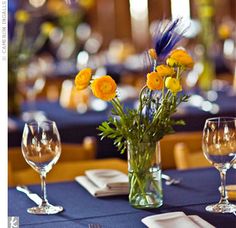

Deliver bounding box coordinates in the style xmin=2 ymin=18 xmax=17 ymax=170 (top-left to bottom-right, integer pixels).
xmin=16 ymin=185 xmax=42 ymax=205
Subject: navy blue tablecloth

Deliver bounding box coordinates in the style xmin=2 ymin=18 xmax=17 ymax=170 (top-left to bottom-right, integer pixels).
xmin=8 ymin=168 xmax=236 ymax=227
xmin=8 ymin=100 xmax=121 ymax=159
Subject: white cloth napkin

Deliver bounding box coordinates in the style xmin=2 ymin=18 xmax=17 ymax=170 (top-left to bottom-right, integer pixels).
xmin=85 ymin=169 xmax=129 ymax=189
xmin=141 ymin=212 xmax=215 ymax=228
xmin=75 ymin=169 xmax=129 ymax=197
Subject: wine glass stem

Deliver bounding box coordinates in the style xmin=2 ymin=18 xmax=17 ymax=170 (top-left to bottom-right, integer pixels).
xmin=219 ymin=169 xmax=228 ymax=204
xmin=40 ymin=173 xmax=48 ymax=206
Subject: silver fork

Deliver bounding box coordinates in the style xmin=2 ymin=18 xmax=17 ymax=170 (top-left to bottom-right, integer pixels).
xmin=162 ymin=174 xmax=181 ymax=185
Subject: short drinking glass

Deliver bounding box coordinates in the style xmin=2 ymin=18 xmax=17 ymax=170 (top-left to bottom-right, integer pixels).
xmin=21 ymin=120 xmax=63 ymax=214
xmin=202 ymin=117 xmax=236 ymax=213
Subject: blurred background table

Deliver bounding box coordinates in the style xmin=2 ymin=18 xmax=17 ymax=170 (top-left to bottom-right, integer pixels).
xmin=8 ymin=0 xmax=236 ymax=160
xmin=9 ymin=86 xmax=236 ymax=159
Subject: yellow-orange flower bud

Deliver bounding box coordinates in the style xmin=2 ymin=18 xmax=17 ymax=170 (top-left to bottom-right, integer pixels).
xmin=148 ymin=48 xmax=157 ymax=60
xmin=165 ymin=77 xmax=182 ymax=93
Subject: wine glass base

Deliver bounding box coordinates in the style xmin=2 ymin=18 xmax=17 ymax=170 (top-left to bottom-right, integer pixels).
xmin=206 ymin=202 xmax=236 ymax=213
xmin=27 ymin=204 xmax=63 ymax=215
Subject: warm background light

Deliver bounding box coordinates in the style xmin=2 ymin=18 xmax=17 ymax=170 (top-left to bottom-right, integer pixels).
xmin=29 ymin=0 xmax=46 ymax=8
xmin=171 ymin=0 xmax=190 ymax=20
xmin=129 ymin=0 xmax=149 ymax=51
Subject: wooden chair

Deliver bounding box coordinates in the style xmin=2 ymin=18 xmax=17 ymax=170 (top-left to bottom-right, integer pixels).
xmin=172 ymin=131 xmax=211 ymax=170
xmin=160 ymin=131 xmax=212 ymax=170
xmin=8 ymin=136 xmax=128 ymax=187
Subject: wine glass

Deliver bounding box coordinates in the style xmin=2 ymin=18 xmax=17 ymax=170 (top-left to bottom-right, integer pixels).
xmin=18 ymin=62 xmax=46 ymax=121
xmin=202 ymin=117 xmax=236 ymax=213
xmin=21 ymin=120 xmax=63 ymax=214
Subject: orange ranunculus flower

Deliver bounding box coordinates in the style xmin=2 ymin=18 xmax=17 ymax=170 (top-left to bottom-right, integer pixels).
xmin=166 ymin=49 xmax=194 ymax=69
xmin=165 ymin=77 xmax=182 ymax=93
xmin=155 ymin=64 xmax=175 ymax=77
xmin=146 ymin=72 xmax=164 ymax=91
xmin=91 ymin=76 xmax=117 ymax=101
xmin=15 ymin=10 xmax=30 ymax=23
xmin=148 ymin=48 xmax=157 ymax=60
xmin=74 ymin=68 xmax=92 ymax=90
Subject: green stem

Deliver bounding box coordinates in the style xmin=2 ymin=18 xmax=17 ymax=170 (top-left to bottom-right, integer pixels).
xmin=138 ymin=85 xmax=147 ymax=139
xmin=14 ymin=23 xmax=25 ymax=59
xmin=176 ymin=66 xmax=180 ymax=80
xmin=135 ymin=172 xmax=149 ymax=203
xmin=138 ymin=85 xmax=147 ymax=116
xmin=111 ymin=98 xmax=125 ymax=118
xmin=129 ymin=174 xmax=137 ymax=197
xmin=176 ymin=66 xmax=184 ymax=80
xmin=153 ymin=59 xmax=157 ymax=71
xmin=162 ymin=78 xmax=166 ymax=101
xmin=31 ymin=34 xmax=47 ymax=57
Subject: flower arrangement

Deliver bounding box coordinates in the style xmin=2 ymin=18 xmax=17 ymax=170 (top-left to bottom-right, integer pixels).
xmin=74 ymin=19 xmax=193 ymax=153
xmin=74 ymin=19 xmax=193 ymax=208
xmin=9 ymin=10 xmax=55 ymax=69
xmin=8 ymin=9 xmax=55 ymax=115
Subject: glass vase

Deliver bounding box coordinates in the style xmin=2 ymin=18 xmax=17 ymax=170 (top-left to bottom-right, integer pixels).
xmin=127 ymin=141 xmax=163 ymax=208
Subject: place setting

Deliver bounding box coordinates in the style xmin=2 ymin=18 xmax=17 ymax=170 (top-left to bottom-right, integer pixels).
xmin=14 ymin=115 xmax=236 ymax=227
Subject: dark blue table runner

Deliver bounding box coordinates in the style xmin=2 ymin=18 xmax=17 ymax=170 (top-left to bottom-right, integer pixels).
xmin=8 ymin=168 xmax=236 ymax=227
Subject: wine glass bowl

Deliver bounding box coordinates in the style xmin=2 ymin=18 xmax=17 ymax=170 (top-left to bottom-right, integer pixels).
xmin=202 ymin=117 xmax=236 ymax=213
xmin=21 ymin=120 xmax=63 ymax=214
xmin=203 ymin=141 xmax=236 ymax=170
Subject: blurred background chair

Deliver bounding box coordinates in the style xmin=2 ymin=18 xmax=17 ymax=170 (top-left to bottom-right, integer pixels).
xmin=160 ymin=131 xmax=211 ymax=170
xmin=8 ymin=136 xmax=127 ymax=187
xmin=173 ymin=131 xmax=211 ymax=170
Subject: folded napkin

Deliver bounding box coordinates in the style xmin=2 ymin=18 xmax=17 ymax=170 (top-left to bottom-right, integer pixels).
xmin=75 ymin=169 xmax=129 ymax=197
xmin=85 ymin=169 xmax=129 ymax=189
xmin=141 ymin=212 xmax=215 ymax=228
